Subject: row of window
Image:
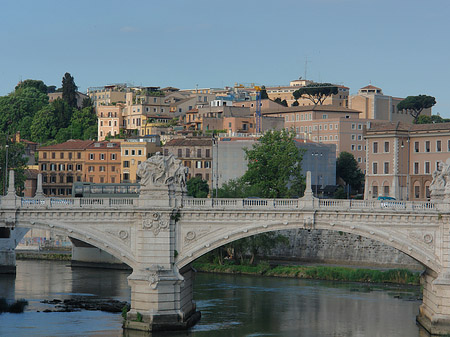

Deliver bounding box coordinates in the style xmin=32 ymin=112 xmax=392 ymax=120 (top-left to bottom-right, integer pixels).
xmin=42 ymin=152 xmax=82 ymax=160
xmin=100 ymin=120 xmax=118 ymax=127
xmin=175 ymin=148 xmax=211 ymax=158
xmin=373 ymin=140 xmax=450 ymax=154
xmin=43 ymin=175 xmax=81 ymax=184
xmin=371 ymin=185 xmax=430 ymax=199
xmin=371 ymin=161 xmax=439 ymax=175
xmin=41 ymin=164 xmax=83 ymax=171
xmin=88 ymin=165 xmax=117 ymax=172
xmin=123 ymin=149 xmax=143 ymax=156
xmin=89 ymin=153 xmax=117 ymax=160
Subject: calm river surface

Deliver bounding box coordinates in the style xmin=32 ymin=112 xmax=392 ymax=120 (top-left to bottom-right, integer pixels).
xmin=0 ymin=260 xmax=427 ymax=337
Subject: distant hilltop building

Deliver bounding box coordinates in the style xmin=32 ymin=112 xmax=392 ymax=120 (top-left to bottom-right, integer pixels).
xmin=349 ymin=85 xmax=432 ymax=124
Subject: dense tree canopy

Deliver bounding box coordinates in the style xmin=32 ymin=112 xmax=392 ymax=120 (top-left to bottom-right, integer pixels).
xmin=415 ymin=114 xmax=449 ymax=124
xmin=187 ymin=176 xmax=209 ymax=198
xmin=0 ymin=134 xmax=27 ymax=195
xmin=336 ymin=151 xmax=364 ymax=192
xmin=62 ymin=72 xmax=78 ymax=108
xmin=274 ymin=97 xmax=288 ymax=107
xmin=241 ymin=129 xmax=304 ymax=198
xmin=15 ymin=80 xmax=48 ymax=94
xmin=293 ymin=82 xmax=338 ymax=105
xmin=397 ymin=95 xmax=436 ymax=123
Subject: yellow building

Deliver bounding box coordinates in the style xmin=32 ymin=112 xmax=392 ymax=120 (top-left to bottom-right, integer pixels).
xmin=120 ymin=140 xmax=161 ymax=183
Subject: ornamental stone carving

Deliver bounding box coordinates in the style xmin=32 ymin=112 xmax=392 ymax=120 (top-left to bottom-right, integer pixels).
xmin=137 ymin=153 xmax=188 ymax=194
xmin=143 ymin=212 xmax=169 ymax=236
xmin=430 ymin=159 xmax=450 ymax=201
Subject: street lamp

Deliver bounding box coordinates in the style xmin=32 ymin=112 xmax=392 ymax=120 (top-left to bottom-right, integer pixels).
xmin=4 ymin=144 xmax=8 ymax=195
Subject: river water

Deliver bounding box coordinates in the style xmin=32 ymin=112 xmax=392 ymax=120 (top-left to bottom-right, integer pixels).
xmin=0 ymin=260 xmax=427 ymax=337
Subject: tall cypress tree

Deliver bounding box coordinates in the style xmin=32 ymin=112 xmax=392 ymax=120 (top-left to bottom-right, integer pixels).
xmin=61 ymin=72 xmax=78 ymax=108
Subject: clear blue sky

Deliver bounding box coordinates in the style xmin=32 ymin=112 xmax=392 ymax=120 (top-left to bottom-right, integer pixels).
xmin=1 ymin=0 xmax=449 ymax=116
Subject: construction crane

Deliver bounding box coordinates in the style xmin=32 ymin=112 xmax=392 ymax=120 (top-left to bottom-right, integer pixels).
xmin=254 ymin=86 xmax=262 ymax=134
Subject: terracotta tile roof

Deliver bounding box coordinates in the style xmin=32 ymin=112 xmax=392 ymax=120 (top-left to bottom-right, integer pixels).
xmin=165 ymin=138 xmax=212 ymax=147
xmin=263 ymin=105 xmax=361 ymax=115
xmin=368 ymin=121 xmax=450 ymax=133
xmin=360 ymin=85 xmax=382 ymax=90
xmin=38 ymin=140 xmax=95 ymax=151
xmin=86 ymin=141 xmax=121 ymax=149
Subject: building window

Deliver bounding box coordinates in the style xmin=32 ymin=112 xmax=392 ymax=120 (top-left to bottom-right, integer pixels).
xmin=101 ymin=153 xmax=105 ymax=160
xmin=351 ymin=134 xmax=356 ymax=140
xmin=77 ymin=152 xmax=81 ymax=159
xmin=371 ymin=141 xmax=380 ymax=155
xmin=138 ymin=150 xmax=142 ymax=156
xmin=131 ymin=150 xmax=136 ymax=156
xmin=111 ymin=177 xmax=115 ymax=183
xmin=373 ymin=185 xmax=378 ymax=198
xmin=384 ymin=162 xmax=389 ymax=174
xmin=373 ymin=162 xmax=378 ymax=174
xmin=111 ymin=166 xmax=115 ymax=172
xmin=437 ymin=140 xmax=442 ymax=152
xmin=178 ymin=149 xmax=182 ymax=157
xmin=124 ymin=161 xmax=130 ymax=168
xmin=357 ymin=145 xmax=362 ymax=151
xmin=111 ymin=153 xmax=116 ymax=160
xmin=205 ymin=161 xmax=211 ymax=168
xmin=197 ymin=149 xmax=201 ymax=157
xmin=68 ymin=152 xmax=72 ymax=160
xmin=88 ymin=166 xmax=94 ymax=172
xmin=384 ymin=185 xmax=389 ymax=196
xmin=76 ymin=164 xmax=82 ymax=171
xmin=357 ymin=157 xmax=362 ymax=163
xmin=43 ymin=152 xmax=47 ymax=159
xmin=186 ymin=149 xmax=190 ymax=157
xmin=206 ymin=149 xmax=210 ymax=157
xmin=100 ymin=166 xmax=105 ymax=172
xmin=415 ymin=185 xmax=420 ymax=199
xmin=425 ymin=161 xmax=430 ymax=174
xmin=414 ymin=162 xmax=419 ymax=174
xmin=100 ymin=177 xmax=104 ymax=183
xmin=351 ymin=144 xmax=355 ymax=150
xmin=426 ymin=141 xmax=430 ymax=152
xmin=358 ymin=124 xmax=363 ymax=130
xmin=196 ymin=161 xmax=202 ymax=169
xmin=351 ymin=123 xmax=356 ymax=130
xmin=384 ymin=141 xmax=389 ymax=153
xmin=124 ymin=150 xmax=129 ymax=156
xmin=415 ymin=142 xmax=419 ymax=152
xmin=89 ymin=153 xmax=94 ymax=160
xmin=60 ymin=152 xmax=64 ymax=159
xmin=358 ymin=134 xmax=362 ymax=141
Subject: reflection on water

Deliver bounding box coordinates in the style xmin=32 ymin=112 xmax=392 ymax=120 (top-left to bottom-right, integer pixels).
xmin=0 ymin=260 xmax=428 ymax=337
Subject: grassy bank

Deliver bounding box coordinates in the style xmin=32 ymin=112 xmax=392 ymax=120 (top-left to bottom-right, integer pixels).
xmin=16 ymin=252 xmax=71 ymax=261
xmin=192 ymin=262 xmax=420 ymax=285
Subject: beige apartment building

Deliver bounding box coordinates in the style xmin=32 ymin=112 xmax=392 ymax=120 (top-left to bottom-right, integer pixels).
xmin=97 ymin=104 xmax=124 ymax=140
xmin=84 ymin=141 xmax=122 ymax=184
xmin=364 ymin=122 xmax=450 ymax=201
xmin=263 ymin=105 xmax=373 ymax=170
xmin=349 ymin=85 xmax=432 ymax=123
xmin=88 ymin=84 xmax=129 ymax=107
xmin=164 ymin=138 xmax=213 ymax=187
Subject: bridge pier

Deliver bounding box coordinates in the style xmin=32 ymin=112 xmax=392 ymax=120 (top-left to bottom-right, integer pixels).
xmin=0 ymin=227 xmax=29 ymax=274
xmin=417 ymin=269 xmax=450 ymax=336
xmin=124 ymin=264 xmax=199 ymax=332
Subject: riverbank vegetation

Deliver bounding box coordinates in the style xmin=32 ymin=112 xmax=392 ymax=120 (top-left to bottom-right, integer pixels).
xmin=0 ymin=298 xmax=29 ymax=313
xmin=16 ymin=252 xmax=71 ymax=261
xmin=192 ymin=260 xmax=420 ymax=285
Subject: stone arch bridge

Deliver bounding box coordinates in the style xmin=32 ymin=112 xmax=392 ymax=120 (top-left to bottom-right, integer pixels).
xmin=1 ymin=166 xmax=450 ymax=335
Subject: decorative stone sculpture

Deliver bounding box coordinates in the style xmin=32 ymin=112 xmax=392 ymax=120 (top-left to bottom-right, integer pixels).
xmin=430 ymin=159 xmax=450 ymax=202
xmin=137 ymin=153 xmax=188 ymax=203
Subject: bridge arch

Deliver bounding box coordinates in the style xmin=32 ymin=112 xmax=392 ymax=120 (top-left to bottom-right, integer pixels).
xmin=176 ymin=219 xmax=439 ymax=273
xmin=15 ymin=220 xmax=136 ymax=269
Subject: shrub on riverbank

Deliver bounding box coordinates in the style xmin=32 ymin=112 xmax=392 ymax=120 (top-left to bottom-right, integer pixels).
xmin=192 ymin=262 xmax=420 ymax=285
xmin=0 ymin=298 xmax=29 ymax=314
xmin=16 ymin=252 xmax=71 ymax=261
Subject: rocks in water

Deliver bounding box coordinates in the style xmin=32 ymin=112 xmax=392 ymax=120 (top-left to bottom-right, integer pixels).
xmin=40 ymin=296 xmax=129 ymax=313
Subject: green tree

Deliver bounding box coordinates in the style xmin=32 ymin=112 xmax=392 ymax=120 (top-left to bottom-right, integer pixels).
xmin=217 ymin=178 xmax=261 ymax=198
xmin=81 ymin=97 xmax=93 ymax=109
xmin=397 ymin=95 xmax=436 ymax=123
xmin=415 ymin=114 xmax=449 ymax=124
xmin=15 ymin=80 xmax=48 ymax=94
xmin=30 ymin=104 xmax=59 ymax=143
xmin=336 ymin=151 xmax=364 ymax=192
xmin=242 ymin=129 xmax=304 ymax=198
xmin=274 ymin=98 xmax=288 ymax=107
xmin=292 ymin=100 xmax=299 ymax=106
xmin=61 ymin=72 xmax=78 ymax=108
xmin=0 ymin=87 xmax=49 ymax=139
xmin=0 ymin=136 xmax=27 ymax=195
xmin=259 ymin=86 xmax=269 ymax=99
xmin=187 ymin=176 xmax=209 ymax=198
xmin=293 ymin=82 xmax=338 ymax=105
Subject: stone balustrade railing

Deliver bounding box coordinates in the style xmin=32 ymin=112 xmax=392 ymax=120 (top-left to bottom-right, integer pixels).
xmin=0 ymin=196 xmax=439 ymax=213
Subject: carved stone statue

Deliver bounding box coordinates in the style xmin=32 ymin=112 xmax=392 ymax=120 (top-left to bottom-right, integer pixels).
xmin=430 ymin=159 xmax=450 ymax=201
xmin=137 ymin=153 xmax=188 ymax=195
